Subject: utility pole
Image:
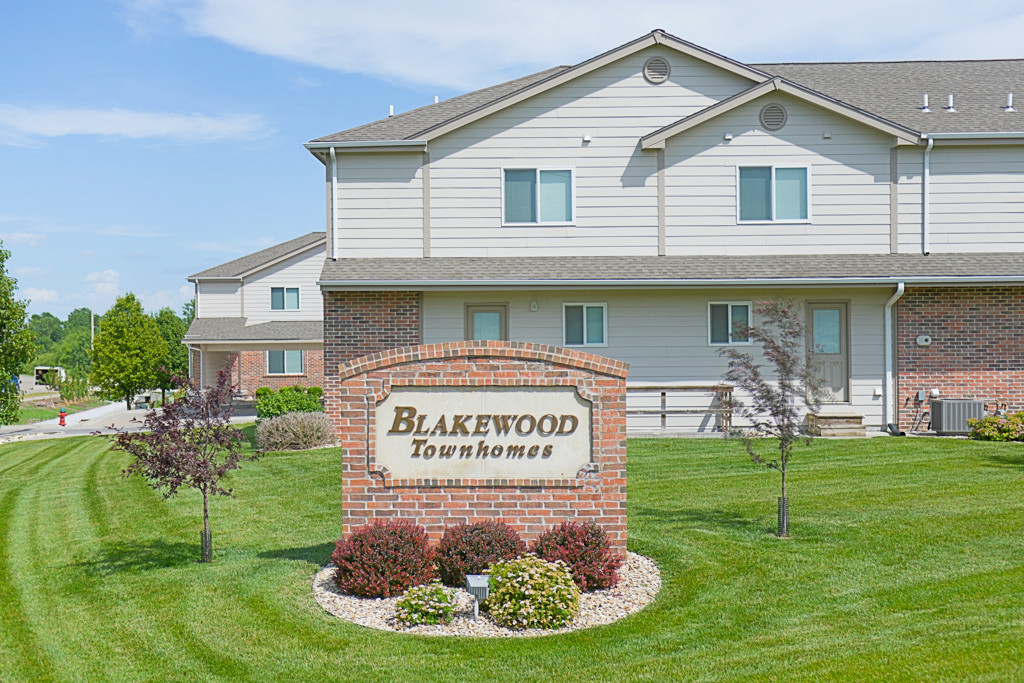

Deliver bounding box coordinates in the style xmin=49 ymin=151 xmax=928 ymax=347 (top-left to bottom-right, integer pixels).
xmin=90 ymin=309 xmax=94 ymax=349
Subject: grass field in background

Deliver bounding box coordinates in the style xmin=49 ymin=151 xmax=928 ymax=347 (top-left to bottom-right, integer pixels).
xmin=1 ymin=435 xmax=1022 ymax=681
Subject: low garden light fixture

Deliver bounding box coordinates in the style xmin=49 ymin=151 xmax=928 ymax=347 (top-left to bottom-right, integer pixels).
xmin=465 ymin=574 xmax=490 ymax=620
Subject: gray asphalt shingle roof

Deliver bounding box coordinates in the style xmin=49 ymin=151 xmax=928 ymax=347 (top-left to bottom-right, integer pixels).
xmin=754 ymin=60 xmax=1024 ymax=134
xmin=185 ymin=318 xmax=323 ymax=342
xmin=187 ymin=232 xmax=326 ymax=279
xmin=311 ymin=67 xmax=570 ymax=143
xmin=311 ymin=39 xmax=1024 ymax=143
xmin=320 ymin=253 xmax=1024 ymax=284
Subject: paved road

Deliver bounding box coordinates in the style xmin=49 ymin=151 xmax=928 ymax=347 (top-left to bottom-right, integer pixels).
xmin=0 ymin=401 xmax=257 ymax=445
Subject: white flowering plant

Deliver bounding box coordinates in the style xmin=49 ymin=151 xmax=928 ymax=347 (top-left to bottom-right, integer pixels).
xmin=484 ymin=554 xmax=580 ymax=630
xmin=394 ymin=581 xmax=456 ymax=627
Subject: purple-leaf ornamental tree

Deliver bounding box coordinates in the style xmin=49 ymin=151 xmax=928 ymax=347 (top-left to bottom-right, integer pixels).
xmin=108 ymin=357 xmax=256 ymax=562
xmin=718 ymin=299 xmax=827 ymax=537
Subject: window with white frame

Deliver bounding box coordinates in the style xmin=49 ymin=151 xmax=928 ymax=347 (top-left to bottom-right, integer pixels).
xmin=503 ymin=168 xmax=573 ymax=224
xmin=708 ymin=302 xmax=751 ymax=345
xmin=563 ymin=303 xmax=606 ymax=346
xmin=267 ymin=349 xmax=303 ymax=375
xmin=270 ymin=287 xmax=300 ymax=311
xmin=738 ymin=166 xmax=809 ymax=221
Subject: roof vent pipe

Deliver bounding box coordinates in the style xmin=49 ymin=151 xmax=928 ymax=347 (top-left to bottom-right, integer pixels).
xmin=389 ymin=104 xmax=394 ymax=117
xmin=921 ymin=94 xmax=930 ymax=112
xmin=434 ymin=95 xmax=439 ymax=104
xmin=1005 ymin=93 xmax=1016 ymax=112
xmin=944 ymin=94 xmax=956 ymax=112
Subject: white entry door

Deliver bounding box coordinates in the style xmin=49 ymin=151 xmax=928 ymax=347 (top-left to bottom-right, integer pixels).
xmin=808 ymin=302 xmax=849 ymax=403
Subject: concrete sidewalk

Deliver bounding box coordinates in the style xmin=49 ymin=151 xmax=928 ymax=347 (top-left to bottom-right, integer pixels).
xmin=0 ymin=401 xmax=257 ymax=445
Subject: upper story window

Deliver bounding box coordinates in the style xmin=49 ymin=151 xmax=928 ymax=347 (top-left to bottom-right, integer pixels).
xmin=738 ymin=166 xmax=809 ymax=222
xmin=270 ymin=287 xmax=300 ymax=311
xmin=563 ymin=303 xmax=606 ymax=346
xmin=708 ymin=302 xmax=751 ymax=345
xmin=503 ymin=168 xmax=573 ymax=224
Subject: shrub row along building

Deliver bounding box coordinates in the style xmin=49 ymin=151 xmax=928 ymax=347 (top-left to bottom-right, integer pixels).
xmin=185 ymin=30 xmax=1024 ymax=434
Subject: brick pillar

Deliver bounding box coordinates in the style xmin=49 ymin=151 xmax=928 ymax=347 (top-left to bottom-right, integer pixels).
xmin=322 ymin=291 xmax=422 ymax=429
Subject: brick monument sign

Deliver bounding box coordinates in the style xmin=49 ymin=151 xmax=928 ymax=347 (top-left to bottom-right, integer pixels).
xmin=330 ymin=341 xmax=629 ymax=556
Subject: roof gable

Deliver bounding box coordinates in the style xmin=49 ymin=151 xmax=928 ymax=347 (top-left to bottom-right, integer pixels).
xmin=188 ymin=232 xmax=326 ymax=280
xmin=641 ymin=78 xmax=922 ymax=148
xmin=308 ymin=30 xmax=768 ymax=148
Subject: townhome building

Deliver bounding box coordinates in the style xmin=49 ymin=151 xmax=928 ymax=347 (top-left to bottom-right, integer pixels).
xmin=189 ymin=29 xmax=1024 ymax=434
xmin=185 ymin=231 xmax=326 ymax=395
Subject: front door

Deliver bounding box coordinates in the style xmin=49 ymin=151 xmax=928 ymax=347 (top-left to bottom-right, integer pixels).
xmin=807 ymin=302 xmax=849 ymax=403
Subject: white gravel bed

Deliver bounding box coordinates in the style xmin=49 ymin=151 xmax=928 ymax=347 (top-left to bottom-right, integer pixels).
xmin=311 ymin=551 xmax=661 ymax=637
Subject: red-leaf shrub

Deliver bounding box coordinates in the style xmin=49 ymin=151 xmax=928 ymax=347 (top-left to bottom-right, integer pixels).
xmin=331 ymin=520 xmax=435 ymax=598
xmin=436 ymin=520 xmax=526 ymax=586
xmin=530 ymin=521 xmax=622 ymax=591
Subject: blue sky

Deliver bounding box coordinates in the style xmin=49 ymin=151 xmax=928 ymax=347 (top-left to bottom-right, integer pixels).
xmin=4 ymin=0 xmax=1023 ymax=318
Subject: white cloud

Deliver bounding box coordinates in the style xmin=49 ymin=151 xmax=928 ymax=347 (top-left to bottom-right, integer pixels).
xmin=22 ymin=287 xmax=58 ymax=304
xmin=0 ymin=232 xmax=44 ymax=247
xmin=122 ymin=0 xmax=1024 ymax=90
xmin=139 ymin=284 xmax=193 ymax=312
xmin=84 ymin=269 xmax=121 ymax=305
xmin=15 ymin=266 xmax=48 ymax=277
xmin=0 ymin=105 xmax=273 ymax=144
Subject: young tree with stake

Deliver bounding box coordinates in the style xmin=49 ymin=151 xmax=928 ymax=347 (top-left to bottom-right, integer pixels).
xmin=719 ymin=299 xmax=826 ymax=537
xmin=108 ymin=358 xmax=256 ymax=562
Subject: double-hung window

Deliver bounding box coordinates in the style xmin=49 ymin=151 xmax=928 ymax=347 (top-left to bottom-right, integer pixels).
xmin=270 ymin=287 xmax=300 ymax=311
xmin=267 ymin=349 xmax=303 ymax=375
xmin=708 ymin=302 xmax=751 ymax=345
xmin=738 ymin=166 xmax=809 ymax=221
xmin=563 ymin=303 xmax=606 ymax=346
xmin=503 ymin=168 xmax=573 ymax=224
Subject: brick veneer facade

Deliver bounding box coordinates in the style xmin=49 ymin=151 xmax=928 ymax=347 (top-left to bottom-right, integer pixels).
xmin=897 ymin=286 xmax=1024 ymax=431
xmin=332 ymin=341 xmax=630 ymax=557
xmin=236 ymin=349 xmax=325 ymax=396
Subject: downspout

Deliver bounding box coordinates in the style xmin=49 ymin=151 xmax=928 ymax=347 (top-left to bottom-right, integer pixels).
xmin=330 ymin=146 xmax=338 ymax=260
xmin=884 ymin=281 xmax=906 ymax=433
xmin=921 ymin=136 xmax=934 ymax=255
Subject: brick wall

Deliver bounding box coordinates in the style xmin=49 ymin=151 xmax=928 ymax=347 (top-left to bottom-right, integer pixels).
xmin=332 ymin=341 xmax=629 ymax=557
xmin=236 ymin=348 xmax=325 ymax=396
xmin=897 ymin=286 xmax=1024 ymax=431
xmin=189 ymin=348 xmax=200 ymax=382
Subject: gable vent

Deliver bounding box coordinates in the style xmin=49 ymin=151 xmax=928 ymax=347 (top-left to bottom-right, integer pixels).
xmin=759 ymin=103 xmax=787 ymax=130
xmin=643 ymin=57 xmax=671 ymax=84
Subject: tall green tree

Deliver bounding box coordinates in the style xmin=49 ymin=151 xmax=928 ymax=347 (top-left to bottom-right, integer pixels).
xmin=152 ymin=307 xmax=189 ymax=403
xmin=91 ymin=294 xmax=168 ymax=409
xmin=28 ymin=312 xmax=63 ymax=354
xmin=57 ymin=327 xmax=93 ymax=372
xmin=0 ymin=242 xmax=35 ymax=423
xmin=181 ymin=298 xmax=195 ymax=328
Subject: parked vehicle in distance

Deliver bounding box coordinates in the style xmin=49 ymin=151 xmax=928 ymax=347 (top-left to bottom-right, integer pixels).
xmin=34 ymin=366 xmax=66 ymax=385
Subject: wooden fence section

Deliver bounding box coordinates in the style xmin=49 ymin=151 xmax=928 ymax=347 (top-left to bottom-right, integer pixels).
xmin=625 ymin=383 xmax=733 ymax=438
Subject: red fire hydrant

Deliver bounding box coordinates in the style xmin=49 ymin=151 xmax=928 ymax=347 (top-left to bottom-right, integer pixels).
xmin=59 ymin=408 xmax=67 ymax=427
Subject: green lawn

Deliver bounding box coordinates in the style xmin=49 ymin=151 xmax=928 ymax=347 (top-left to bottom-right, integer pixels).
xmin=1 ymin=435 xmax=1023 ymax=681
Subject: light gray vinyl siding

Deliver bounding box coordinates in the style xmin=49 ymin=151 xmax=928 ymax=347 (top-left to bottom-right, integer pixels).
xmin=335 ymin=152 xmax=423 ymax=257
xmin=413 ymin=47 xmax=753 ymax=257
xmin=421 ymin=287 xmax=887 ymax=430
xmin=927 ymin=147 xmax=1024 ymax=252
xmin=896 ymin=147 xmax=925 ymax=253
xmin=196 ymin=281 xmax=241 ymax=317
xmin=663 ymin=94 xmax=894 ymax=254
xmin=244 ymin=247 xmax=324 ymax=324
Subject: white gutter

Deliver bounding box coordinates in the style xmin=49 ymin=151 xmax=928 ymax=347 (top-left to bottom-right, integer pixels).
xmin=922 ymin=136 xmax=934 ymax=255
xmin=883 ymin=281 xmax=905 ymax=431
xmin=330 ymin=146 xmax=338 ymax=260
xmin=305 ymin=140 xmax=428 ymax=149
xmin=318 ymin=275 xmax=1024 ymax=290
xmin=928 ymin=131 xmax=1024 ymax=140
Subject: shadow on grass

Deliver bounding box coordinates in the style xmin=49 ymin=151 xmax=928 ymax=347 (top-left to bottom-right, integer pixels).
xmin=980 ymin=451 xmax=1024 ymax=469
xmin=258 ymin=541 xmax=335 ymax=565
xmin=71 ymin=539 xmax=198 ymax=574
xmin=635 ymin=507 xmax=767 ymax=534
xmin=239 ymin=424 xmax=258 ymax=448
